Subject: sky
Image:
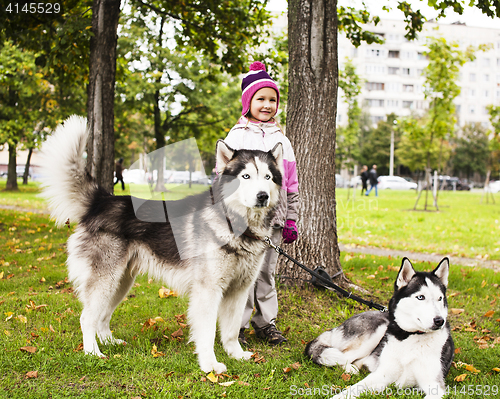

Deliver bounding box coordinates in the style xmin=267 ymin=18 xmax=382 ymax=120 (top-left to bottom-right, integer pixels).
xmin=266 ymin=0 xmax=500 ymax=29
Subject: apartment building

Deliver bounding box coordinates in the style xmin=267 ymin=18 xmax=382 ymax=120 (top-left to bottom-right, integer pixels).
xmin=337 ymin=19 xmax=500 ymax=128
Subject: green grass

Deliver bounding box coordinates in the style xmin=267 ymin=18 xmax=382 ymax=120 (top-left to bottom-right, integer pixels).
xmin=0 ymin=184 xmax=499 ymax=397
xmin=336 ymin=188 xmax=500 ymax=260
xmin=0 ymin=180 xmax=47 ymax=211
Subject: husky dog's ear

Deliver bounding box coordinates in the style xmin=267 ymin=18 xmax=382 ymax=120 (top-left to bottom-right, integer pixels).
xmin=216 ymin=140 xmax=235 ymax=174
xmin=270 ymin=142 xmax=284 ymax=176
xmin=433 ymin=257 xmax=449 ymax=287
xmin=395 ymin=258 xmax=416 ymax=290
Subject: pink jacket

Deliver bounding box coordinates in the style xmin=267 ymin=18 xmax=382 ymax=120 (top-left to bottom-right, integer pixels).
xmin=223 ymin=117 xmax=299 ymax=228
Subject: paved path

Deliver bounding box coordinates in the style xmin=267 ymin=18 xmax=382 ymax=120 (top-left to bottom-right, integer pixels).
xmin=339 ymin=244 xmax=500 ymax=272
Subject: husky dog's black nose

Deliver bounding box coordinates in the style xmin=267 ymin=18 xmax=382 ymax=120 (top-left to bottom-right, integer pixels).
xmin=256 ymin=191 xmax=269 ymax=206
xmin=433 ymin=316 xmax=445 ymax=329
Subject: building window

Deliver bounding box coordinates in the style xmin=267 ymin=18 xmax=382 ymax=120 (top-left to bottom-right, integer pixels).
xmin=370 ymin=116 xmax=385 ymax=124
xmin=388 ymin=50 xmax=400 ymax=58
xmin=469 ymin=89 xmax=476 ymax=97
xmin=417 ymin=52 xmax=427 ymax=60
xmin=469 ymin=73 xmax=476 ymax=82
xmin=417 ymin=69 xmax=424 ymax=76
xmin=388 ymin=67 xmax=399 ymax=75
xmin=402 ymin=68 xmax=411 ymax=76
xmin=366 ymin=82 xmax=385 ymax=91
xmin=470 ymin=106 xmax=475 ymax=114
xmin=484 ymin=74 xmax=490 ymax=82
xmin=387 ymin=100 xmax=399 ymax=107
xmin=403 ymin=84 xmax=414 ymax=92
xmin=365 ymin=99 xmax=385 ymax=107
xmin=482 ymin=58 xmax=490 ymax=67
xmin=497 ymin=58 xmax=500 ymax=67
xmin=367 ymin=49 xmax=383 ymax=57
xmin=484 ymin=90 xmax=490 ymax=98
xmin=402 ymin=101 xmax=413 ymax=109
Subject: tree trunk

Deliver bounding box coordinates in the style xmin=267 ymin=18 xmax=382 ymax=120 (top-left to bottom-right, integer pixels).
xmin=5 ymin=143 xmax=18 ymax=191
xmin=22 ymin=147 xmax=33 ymax=185
xmin=279 ymin=0 xmax=348 ymax=286
xmin=86 ymin=0 xmax=121 ymax=193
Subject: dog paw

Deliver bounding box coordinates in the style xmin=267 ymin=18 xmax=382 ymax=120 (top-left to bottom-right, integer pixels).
xmin=200 ymin=360 xmax=227 ymax=374
xmin=344 ymin=364 xmax=360 ymax=374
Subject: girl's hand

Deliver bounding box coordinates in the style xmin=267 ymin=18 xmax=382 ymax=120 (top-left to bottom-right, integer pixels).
xmin=283 ymin=220 xmax=298 ymax=243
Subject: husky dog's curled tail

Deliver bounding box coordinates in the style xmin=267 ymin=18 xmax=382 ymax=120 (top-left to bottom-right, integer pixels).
xmin=40 ymin=116 xmax=97 ymax=227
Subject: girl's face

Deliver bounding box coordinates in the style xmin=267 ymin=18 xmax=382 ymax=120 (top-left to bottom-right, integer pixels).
xmin=248 ymin=87 xmax=278 ymax=122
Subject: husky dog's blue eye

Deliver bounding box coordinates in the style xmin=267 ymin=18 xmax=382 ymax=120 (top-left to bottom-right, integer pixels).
xmin=242 ymin=174 xmax=250 ymax=179
xmin=265 ymin=174 xmax=271 ymax=180
xmin=416 ymin=295 xmax=425 ymax=300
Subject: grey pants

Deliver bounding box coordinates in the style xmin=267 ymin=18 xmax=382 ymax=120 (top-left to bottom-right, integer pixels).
xmin=241 ymin=228 xmax=281 ymax=329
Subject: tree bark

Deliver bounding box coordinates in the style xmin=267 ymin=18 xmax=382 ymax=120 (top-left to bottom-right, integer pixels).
xmin=86 ymin=0 xmax=121 ymax=192
xmin=5 ymin=142 xmax=18 ymax=191
xmin=279 ymin=0 xmax=347 ymax=286
xmin=22 ymin=147 xmax=33 ymax=185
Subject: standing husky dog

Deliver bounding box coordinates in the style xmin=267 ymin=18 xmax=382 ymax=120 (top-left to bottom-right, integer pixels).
xmin=306 ymin=258 xmax=454 ymax=399
xmin=40 ymin=116 xmax=284 ymax=373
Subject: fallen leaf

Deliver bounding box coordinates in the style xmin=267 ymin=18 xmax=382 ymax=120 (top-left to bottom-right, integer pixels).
xmin=171 ymin=328 xmax=183 ymax=339
xmin=25 ymin=371 xmax=38 ymax=379
xmin=74 ymin=343 xmax=83 ymax=352
xmin=219 ymin=381 xmax=235 ymax=387
xmin=492 ymin=367 xmax=500 ymax=372
xmin=451 ymin=308 xmax=464 ymax=315
xmin=283 ymin=367 xmax=292 ymax=373
xmin=465 ymin=364 xmax=481 ymax=374
xmin=206 ymin=372 xmax=218 ymax=383
xmin=151 ymin=344 xmax=164 ymax=357
xmin=20 ymin=346 xmax=37 ymax=354
xmin=291 ymin=362 xmax=301 ymax=370
xmin=341 ymin=373 xmax=351 ymax=381
xmin=483 ymin=310 xmax=495 ymax=318
xmin=237 ymin=381 xmax=250 ymax=386
xmin=454 ymin=374 xmax=467 ymax=382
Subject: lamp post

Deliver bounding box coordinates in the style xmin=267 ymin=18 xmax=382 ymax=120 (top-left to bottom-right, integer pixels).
xmin=389 ymin=120 xmax=397 ymax=176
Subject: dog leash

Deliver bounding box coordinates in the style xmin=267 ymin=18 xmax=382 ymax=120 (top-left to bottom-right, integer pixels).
xmin=262 ymin=236 xmax=388 ymax=312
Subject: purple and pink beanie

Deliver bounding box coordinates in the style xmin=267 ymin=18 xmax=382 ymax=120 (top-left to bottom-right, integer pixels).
xmin=241 ymin=61 xmax=280 ymax=117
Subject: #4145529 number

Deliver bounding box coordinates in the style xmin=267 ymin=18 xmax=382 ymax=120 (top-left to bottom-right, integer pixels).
xmin=5 ymin=3 xmax=61 ymax=14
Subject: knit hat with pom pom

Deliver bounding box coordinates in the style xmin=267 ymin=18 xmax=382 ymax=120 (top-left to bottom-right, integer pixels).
xmin=241 ymin=61 xmax=280 ymax=117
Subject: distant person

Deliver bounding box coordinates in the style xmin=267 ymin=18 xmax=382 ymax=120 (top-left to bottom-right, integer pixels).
xmin=365 ymin=164 xmax=378 ymax=197
xmin=360 ymin=165 xmax=369 ymax=195
xmin=114 ymin=158 xmax=125 ymax=190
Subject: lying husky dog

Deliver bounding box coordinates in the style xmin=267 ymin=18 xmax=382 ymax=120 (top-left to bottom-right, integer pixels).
xmin=40 ymin=116 xmax=284 ymax=373
xmin=305 ymin=257 xmax=454 ymax=399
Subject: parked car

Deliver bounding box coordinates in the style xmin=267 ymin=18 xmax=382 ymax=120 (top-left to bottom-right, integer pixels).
xmin=377 ymin=175 xmax=418 ymax=190
xmin=488 ymin=180 xmax=500 ymax=193
xmin=16 ymin=166 xmax=32 ymax=178
xmin=443 ymin=177 xmax=470 ymax=191
xmin=349 ymin=175 xmax=362 ymax=188
xmin=335 ymin=174 xmax=346 ymax=188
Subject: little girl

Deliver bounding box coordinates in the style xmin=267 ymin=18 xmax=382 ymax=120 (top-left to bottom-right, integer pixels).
xmin=223 ymin=61 xmax=299 ymax=346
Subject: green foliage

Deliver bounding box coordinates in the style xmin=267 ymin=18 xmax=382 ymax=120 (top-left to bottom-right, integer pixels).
xmin=336 ymin=59 xmax=363 ymax=170
xmin=132 ymin=0 xmax=272 ymax=75
xmin=0 ymin=42 xmax=51 ymax=148
xmin=359 ymin=114 xmax=400 ymax=175
xmin=338 ymin=6 xmax=383 ymax=47
xmin=423 ymin=36 xmax=481 ymax=146
xmin=395 ymin=115 xmax=450 ymax=172
xmin=451 ymin=123 xmax=490 ymax=178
